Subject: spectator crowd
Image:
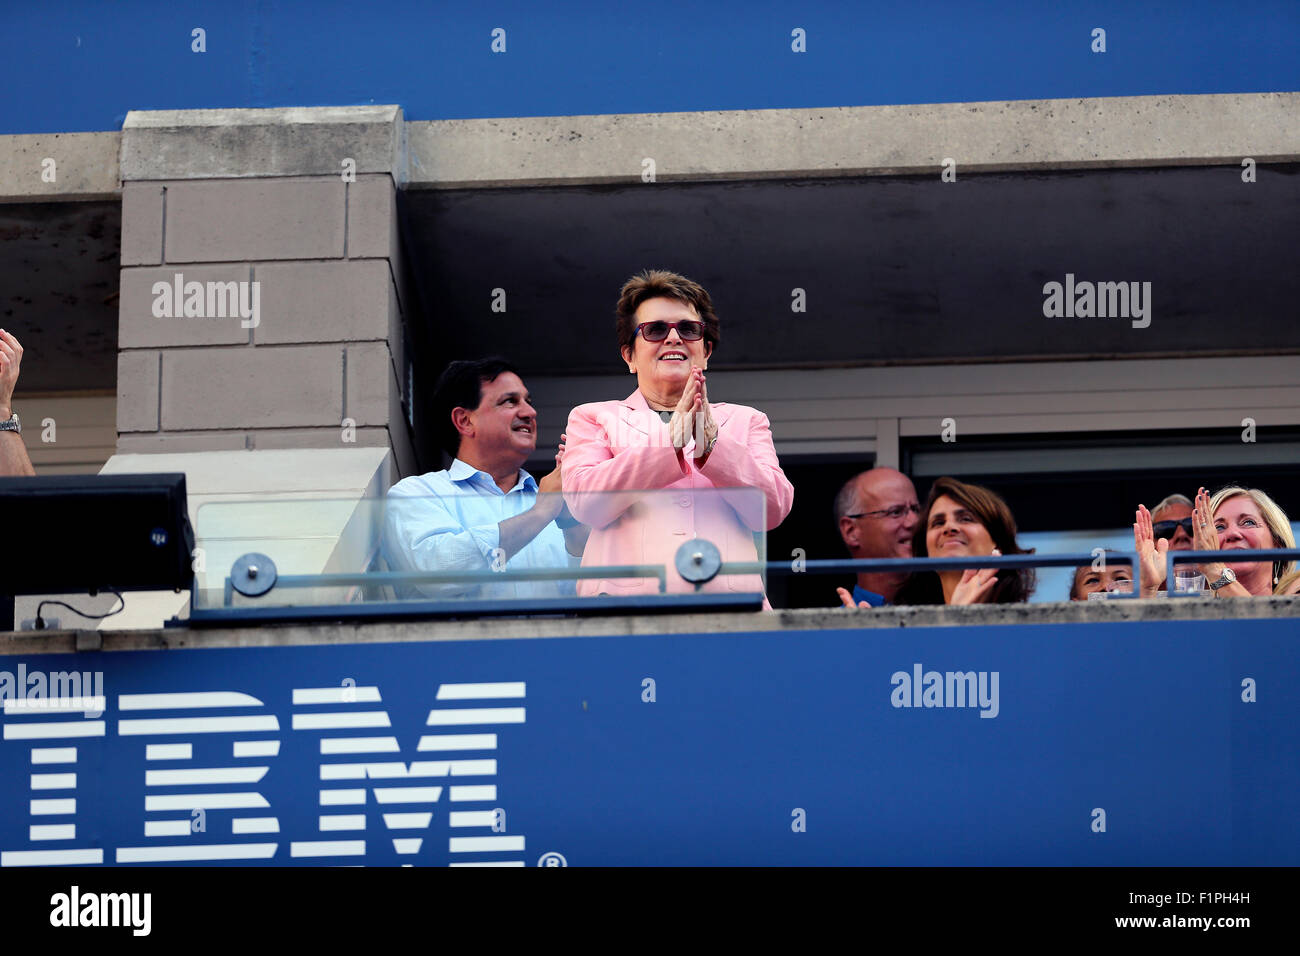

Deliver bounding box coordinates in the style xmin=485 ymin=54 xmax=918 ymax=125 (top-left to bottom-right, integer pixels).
xmin=380 ymin=270 xmax=1298 ymax=609
xmin=7 ymin=273 xmax=1295 ymax=609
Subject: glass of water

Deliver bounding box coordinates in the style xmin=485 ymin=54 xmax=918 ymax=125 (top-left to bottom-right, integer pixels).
xmin=1174 ymin=568 xmax=1206 ymax=594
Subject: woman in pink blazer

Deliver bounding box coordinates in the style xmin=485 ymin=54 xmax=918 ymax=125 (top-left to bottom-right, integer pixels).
xmin=562 ymin=270 xmax=794 ymax=604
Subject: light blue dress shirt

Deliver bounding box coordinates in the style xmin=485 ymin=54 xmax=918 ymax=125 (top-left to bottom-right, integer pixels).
xmin=382 ymin=458 xmax=577 ymax=602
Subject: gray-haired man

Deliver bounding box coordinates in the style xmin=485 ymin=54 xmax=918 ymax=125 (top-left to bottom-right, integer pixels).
xmin=1150 ymin=493 xmax=1194 ymax=552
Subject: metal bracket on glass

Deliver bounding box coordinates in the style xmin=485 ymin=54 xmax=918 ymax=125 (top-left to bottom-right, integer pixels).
xmin=676 ymin=538 xmax=722 ymax=587
xmin=230 ymin=553 xmax=278 ymax=598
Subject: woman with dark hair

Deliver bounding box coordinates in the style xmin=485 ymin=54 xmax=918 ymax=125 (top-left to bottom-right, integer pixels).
xmin=893 ymin=476 xmax=1035 ymax=605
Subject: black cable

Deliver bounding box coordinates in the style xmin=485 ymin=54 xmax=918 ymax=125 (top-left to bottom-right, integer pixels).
xmin=35 ymin=588 xmax=125 ymax=629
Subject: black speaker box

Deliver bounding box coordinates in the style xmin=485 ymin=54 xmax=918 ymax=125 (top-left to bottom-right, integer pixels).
xmin=0 ymin=473 xmax=195 ymax=596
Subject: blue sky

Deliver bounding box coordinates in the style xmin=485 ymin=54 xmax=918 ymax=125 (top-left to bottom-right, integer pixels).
xmin=2 ymin=0 xmax=1296 ymax=133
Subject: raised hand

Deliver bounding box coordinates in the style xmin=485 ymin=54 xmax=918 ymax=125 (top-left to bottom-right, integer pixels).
xmin=0 ymin=329 xmax=24 ymax=416
xmin=1191 ymin=486 xmax=1225 ymax=579
xmin=1133 ymin=504 xmax=1169 ymax=595
xmin=949 ymin=549 xmax=1001 ymax=605
xmin=693 ymin=369 xmax=718 ymax=457
xmin=535 ymin=435 xmax=567 ymax=523
xmin=669 ymin=370 xmax=700 ymax=449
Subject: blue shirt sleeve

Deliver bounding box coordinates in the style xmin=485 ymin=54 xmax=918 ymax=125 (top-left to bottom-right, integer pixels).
xmin=382 ymin=481 xmax=501 ymax=598
xmin=851 ymin=585 xmax=889 ymax=607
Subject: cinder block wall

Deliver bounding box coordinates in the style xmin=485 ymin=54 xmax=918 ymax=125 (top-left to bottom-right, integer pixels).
xmin=115 ymin=107 xmax=418 ymax=481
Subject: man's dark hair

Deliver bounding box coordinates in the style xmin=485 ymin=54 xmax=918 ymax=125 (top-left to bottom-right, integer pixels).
xmin=432 ymin=357 xmax=520 ymax=458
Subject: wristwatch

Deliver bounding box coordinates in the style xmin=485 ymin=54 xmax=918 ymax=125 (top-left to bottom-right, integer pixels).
xmin=1208 ymin=567 xmax=1237 ymax=591
xmin=0 ymin=412 xmax=19 ymax=434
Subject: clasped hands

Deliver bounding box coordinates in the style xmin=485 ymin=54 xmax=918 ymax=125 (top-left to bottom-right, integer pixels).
xmin=536 ymin=433 xmax=567 ymax=520
xmin=668 ymin=366 xmax=718 ymax=457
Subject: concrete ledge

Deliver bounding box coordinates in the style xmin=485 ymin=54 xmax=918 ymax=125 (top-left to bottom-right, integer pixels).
xmin=4 ymin=597 xmax=1296 ymax=653
xmin=11 ymin=95 xmax=1296 ymax=197
xmin=0 ymin=132 xmax=122 ymax=202
xmin=406 ymin=92 xmax=1300 ymax=188
xmin=121 ymin=106 xmax=405 ymax=182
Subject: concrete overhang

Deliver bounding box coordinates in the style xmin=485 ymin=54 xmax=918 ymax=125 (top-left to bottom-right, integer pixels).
xmin=119 ymin=105 xmax=407 ymax=183
xmin=2 ymin=93 xmax=1295 ymax=198
xmin=404 ymin=92 xmax=1300 ymax=188
xmin=0 ymin=132 xmax=122 ymax=203
xmin=4 ymin=595 xmax=1299 ymax=650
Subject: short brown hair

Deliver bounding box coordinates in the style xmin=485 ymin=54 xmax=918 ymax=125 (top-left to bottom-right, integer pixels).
xmin=615 ymin=270 xmax=720 ymax=358
xmin=896 ymin=476 xmax=1035 ymax=604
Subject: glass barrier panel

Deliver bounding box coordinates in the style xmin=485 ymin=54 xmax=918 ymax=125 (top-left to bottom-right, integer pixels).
xmin=190 ymin=486 xmax=768 ymax=614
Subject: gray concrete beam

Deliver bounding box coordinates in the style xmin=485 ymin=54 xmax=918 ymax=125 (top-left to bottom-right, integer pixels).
xmin=3 ymin=596 xmax=1297 ymax=651
xmin=10 ymin=94 xmax=1292 ymax=198
xmin=406 ymin=92 xmax=1300 ymax=188
xmin=0 ymin=132 xmax=122 ymax=202
xmin=121 ymin=105 xmax=406 ymax=182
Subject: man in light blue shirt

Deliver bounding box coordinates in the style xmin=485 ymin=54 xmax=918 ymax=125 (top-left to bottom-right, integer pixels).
xmin=383 ymin=358 xmax=587 ymax=602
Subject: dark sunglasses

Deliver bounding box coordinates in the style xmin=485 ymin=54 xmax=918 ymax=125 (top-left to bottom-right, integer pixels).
xmin=1153 ymin=517 xmax=1194 ymax=540
xmin=635 ymin=319 xmax=704 ymax=342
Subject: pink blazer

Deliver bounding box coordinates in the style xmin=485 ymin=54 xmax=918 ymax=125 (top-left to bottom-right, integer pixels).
xmin=562 ymin=390 xmax=794 ymax=602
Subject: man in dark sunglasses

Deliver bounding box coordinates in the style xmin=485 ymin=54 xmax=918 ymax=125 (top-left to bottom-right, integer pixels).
xmin=1150 ymin=493 xmax=1194 ymax=550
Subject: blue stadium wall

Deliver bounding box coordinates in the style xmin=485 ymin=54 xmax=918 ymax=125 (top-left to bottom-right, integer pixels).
xmin=3 ymin=617 xmax=1297 ymax=867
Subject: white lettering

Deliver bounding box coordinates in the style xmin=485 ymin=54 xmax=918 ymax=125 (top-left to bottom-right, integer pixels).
xmin=51 ymin=886 xmax=151 ymax=936
xmin=890 ymin=663 xmax=999 ymax=718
